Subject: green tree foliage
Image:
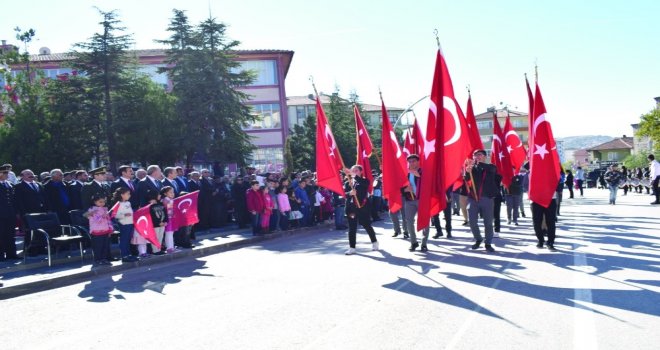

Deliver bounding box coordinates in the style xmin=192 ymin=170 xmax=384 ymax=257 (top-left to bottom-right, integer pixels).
xmin=637 ymin=108 xmax=660 ymax=153
xmin=70 ymin=8 xmax=133 ymax=170
xmin=158 ymin=9 xmax=256 ymax=168
xmin=623 ymin=153 xmax=651 ymax=169
xmin=288 ymin=113 xmax=315 ymax=171
xmin=282 ymin=136 xmax=294 ymax=177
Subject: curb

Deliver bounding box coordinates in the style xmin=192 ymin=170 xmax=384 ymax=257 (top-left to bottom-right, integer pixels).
xmin=0 ymin=224 xmax=332 ymax=300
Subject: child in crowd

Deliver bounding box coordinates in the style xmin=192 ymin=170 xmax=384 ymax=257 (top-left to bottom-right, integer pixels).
xmin=288 ymin=188 xmax=301 ymax=229
xmin=276 ymin=185 xmax=291 ymax=231
xmin=161 ymin=186 xmax=178 ymax=253
xmin=261 ymin=186 xmax=273 ymax=234
xmin=132 ymin=189 xmax=167 ymax=257
xmin=111 ymin=188 xmax=138 ymax=262
xmin=85 ymin=194 xmax=114 ymax=266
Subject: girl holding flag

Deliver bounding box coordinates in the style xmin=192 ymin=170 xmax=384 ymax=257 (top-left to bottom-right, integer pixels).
xmin=111 ymin=188 xmax=138 ymax=262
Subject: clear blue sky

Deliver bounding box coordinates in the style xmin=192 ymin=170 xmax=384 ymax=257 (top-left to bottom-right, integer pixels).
xmin=2 ymin=0 xmax=659 ymax=137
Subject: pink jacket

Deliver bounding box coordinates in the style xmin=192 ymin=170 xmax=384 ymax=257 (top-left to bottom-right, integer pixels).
xmin=277 ymin=193 xmax=291 ymax=212
xmin=87 ymin=206 xmax=114 ymax=236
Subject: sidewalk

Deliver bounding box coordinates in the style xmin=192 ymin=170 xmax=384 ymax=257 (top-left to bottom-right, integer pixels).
xmin=0 ymin=222 xmax=336 ymax=299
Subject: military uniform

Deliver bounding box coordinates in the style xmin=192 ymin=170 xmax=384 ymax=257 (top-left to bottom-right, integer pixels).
xmin=81 ymin=167 xmax=110 ymax=209
xmin=0 ymin=165 xmax=18 ymax=260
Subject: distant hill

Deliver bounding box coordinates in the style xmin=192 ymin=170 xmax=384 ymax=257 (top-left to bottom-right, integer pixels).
xmin=557 ymin=135 xmax=614 ymax=150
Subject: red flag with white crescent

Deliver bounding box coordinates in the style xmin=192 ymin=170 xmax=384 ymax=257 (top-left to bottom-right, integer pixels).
xmin=381 ymin=100 xmax=409 ymax=213
xmin=528 ymin=83 xmax=561 ymax=208
xmin=133 ymin=205 xmax=161 ymax=249
xmin=465 ymin=94 xmax=483 ymax=152
xmin=173 ymin=190 xmax=200 ymax=227
xmin=315 ymin=96 xmax=345 ymax=195
xmin=354 ymin=105 xmax=374 ymax=192
xmin=403 ymin=128 xmax=414 ymax=159
xmin=491 ymin=113 xmax=514 ymax=189
xmin=503 ymin=115 xmax=526 ymax=172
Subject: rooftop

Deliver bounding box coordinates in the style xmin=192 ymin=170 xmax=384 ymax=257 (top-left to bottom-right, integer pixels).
xmin=286 ymin=94 xmax=404 ymax=111
xmin=587 ymin=136 xmax=634 ymax=151
xmin=474 ymin=107 xmax=527 ymax=120
xmin=19 ymin=48 xmax=295 ymax=77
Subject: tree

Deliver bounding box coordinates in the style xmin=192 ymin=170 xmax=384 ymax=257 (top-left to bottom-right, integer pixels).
xmin=288 ymin=113 xmax=315 ymax=171
xmin=326 ymin=89 xmax=357 ymax=167
xmin=158 ymin=9 xmax=256 ymax=169
xmin=623 ymin=153 xmax=650 ymax=169
xmin=70 ymin=8 xmax=133 ymax=171
xmin=282 ymin=136 xmax=294 ymax=177
xmin=637 ymin=108 xmax=660 ymax=153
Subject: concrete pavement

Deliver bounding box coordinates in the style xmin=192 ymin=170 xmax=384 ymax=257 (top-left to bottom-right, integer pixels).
xmin=1 ymin=187 xmax=659 ymax=349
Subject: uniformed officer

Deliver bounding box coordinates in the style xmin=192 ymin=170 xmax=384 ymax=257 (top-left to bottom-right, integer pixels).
xmin=344 ymin=165 xmax=379 ymax=255
xmin=81 ymin=167 xmax=110 ymax=210
xmin=0 ymin=165 xmax=19 ymax=260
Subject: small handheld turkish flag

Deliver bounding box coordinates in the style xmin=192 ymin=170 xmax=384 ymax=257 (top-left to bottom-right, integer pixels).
xmin=133 ymin=205 xmax=161 ymax=249
xmin=173 ymin=191 xmax=200 ymax=227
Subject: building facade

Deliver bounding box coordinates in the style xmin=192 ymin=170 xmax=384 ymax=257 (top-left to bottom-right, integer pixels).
xmin=473 ymin=106 xmax=529 ymax=157
xmin=4 ymin=47 xmax=294 ymax=172
xmin=287 ymin=93 xmax=404 ymax=129
xmin=586 ymin=136 xmax=634 ymax=164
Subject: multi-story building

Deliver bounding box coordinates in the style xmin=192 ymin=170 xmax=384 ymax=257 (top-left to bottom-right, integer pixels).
xmin=287 ymin=93 xmax=405 ymax=129
xmin=473 ymin=106 xmax=529 ymax=156
xmin=4 ymin=46 xmax=294 ymax=172
xmin=586 ymin=136 xmax=634 ymax=165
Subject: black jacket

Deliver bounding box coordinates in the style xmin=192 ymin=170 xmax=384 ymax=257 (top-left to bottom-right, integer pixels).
xmin=67 ymin=181 xmax=84 ymax=210
xmin=345 ymin=176 xmax=371 ymax=221
xmin=465 ymin=163 xmax=500 ymax=199
xmin=137 ymin=178 xmax=161 ymax=207
xmin=81 ymin=181 xmax=110 ymax=210
xmin=0 ymin=182 xmax=16 ymax=219
xmin=110 ymin=178 xmax=139 ymax=210
xmin=15 ymin=181 xmax=47 ymax=215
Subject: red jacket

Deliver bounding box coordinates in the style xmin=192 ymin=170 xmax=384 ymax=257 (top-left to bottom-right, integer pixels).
xmin=246 ymin=189 xmax=264 ymax=213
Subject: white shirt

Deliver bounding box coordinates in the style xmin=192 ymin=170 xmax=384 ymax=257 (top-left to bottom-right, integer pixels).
xmin=7 ymin=171 xmax=18 ymax=185
xmin=650 ymin=160 xmax=660 ymax=179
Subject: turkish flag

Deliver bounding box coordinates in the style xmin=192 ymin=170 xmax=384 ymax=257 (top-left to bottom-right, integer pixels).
xmin=403 ymin=128 xmax=414 ymax=159
xmin=417 ymin=50 xmax=447 ymax=230
xmin=109 ymin=201 xmax=121 ymax=218
xmin=503 ymin=115 xmax=526 ymax=172
xmin=465 ymin=95 xmax=484 ymax=152
xmin=354 ymin=105 xmax=374 ymax=192
xmin=528 ymin=83 xmax=561 ymax=208
xmin=526 ymin=77 xmax=535 ymax=146
xmin=315 ymin=96 xmax=345 ymax=195
xmin=173 ymin=191 xmax=200 ymax=227
xmin=381 ymin=100 xmax=410 ymax=213
xmin=491 ymin=113 xmax=514 ymax=189
xmin=133 ymin=205 xmax=161 ymax=250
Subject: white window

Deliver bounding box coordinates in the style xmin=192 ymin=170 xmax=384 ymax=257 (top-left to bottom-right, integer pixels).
xmin=138 ymin=65 xmax=168 ymax=88
xmin=607 ymin=152 xmax=619 ymax=161
xmin=245 ymin=103 xmax=281 ymax=130
xmin=477 ymin=121 xmax=492 ymax=129
xmin=233 ymin=60 xmax=278 ymax=86
xmin=249 ymin=147 xmax=284 ymax=172
xmin=512 ymin=119 xmax=527 ymax=128
xmin=43 ymin=68 xmax=73 ymax=79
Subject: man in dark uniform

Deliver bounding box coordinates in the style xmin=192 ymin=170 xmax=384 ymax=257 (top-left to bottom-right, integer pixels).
xmin=465 ymin=149 xmax=501 ymax=253
xmin=81 ymin=167 xmax=111 ymax=210
xmin=137 ymin=165 xmax=162 ymax=207
xmin=0 ymin=165 xmax=19 ymax=260
xmin=344 ymin=165 xmax=379 ymax=255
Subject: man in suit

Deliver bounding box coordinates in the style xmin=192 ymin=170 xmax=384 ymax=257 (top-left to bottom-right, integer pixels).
xmin=197 ymin=169 xmax=215 ymax=229
xmin=137 ymin=165 xmax=162 ymax=207
xmin=187 ymin=172 xmax=201 ymax=192
xmin=175 ymin=166 xmax=189 ymax=193
xmin=67 ymin=170 xmax=88 ymax=211
xmin=162 ymin=167 xmax=181 ymax=197
xmin=15 ymin=169 xmax=48 ymax=255
xmin=44 ymin=169 xmax=71 ymax=224
xmin=111 ymin=165 xmax=139 ymax=210
xmin=81 ymin=167 xmax=111 ymax=210
xmin=0 ymin=165 xmax=19 ymax=260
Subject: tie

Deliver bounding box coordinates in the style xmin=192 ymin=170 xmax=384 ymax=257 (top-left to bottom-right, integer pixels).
xmin=31 ymin=183 xmax=38 ymax=192
xmin=127 ymin=180 xmax=134 ymax=191
xmin=172 ymin=180 xmax=178 ymax=193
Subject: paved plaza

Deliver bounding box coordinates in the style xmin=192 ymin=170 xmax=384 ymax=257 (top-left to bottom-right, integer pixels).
xmin=2 ymin=188 xmax=659 ymax=349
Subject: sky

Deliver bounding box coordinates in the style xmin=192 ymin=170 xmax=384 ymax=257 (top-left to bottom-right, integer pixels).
xmin=2 ymin=0 xmax=659 ymax=138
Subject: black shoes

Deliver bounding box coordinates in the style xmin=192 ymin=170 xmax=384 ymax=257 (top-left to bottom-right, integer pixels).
xmin=462 ymin=221 xmax=469 ymax=226
xmin=409 ymin=242 xmax=419 ymax=251
xmin=651 ymin=201 xmax=660 ymax=205
xmin=392 ymin=232 xmax=400 ymax=238
xmin=432 ymin=232 xmax=443 ymax=239
xmin=420 ymin=245 xmax=428 ymax=252
xmin=122 ymin=256 xmax=139 ymax=263
xmin=403 ymin=232 xmax=410 ymax=239
xmin=471 ymin=240 xmax=482 ymax=250
xmin=536 ymin=242 xmax=544 ymax=249
xmin=547 ymin=244 xmax=558 ymax=252
xmin=446 ymin=232 xmax=453 ymax=238
xmin=485 ymin=244 xmax=495 ymax=253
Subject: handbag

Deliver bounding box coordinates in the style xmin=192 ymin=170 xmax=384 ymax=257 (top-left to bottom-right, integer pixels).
xmin=289 ymin=210 xmax=303 ymax=220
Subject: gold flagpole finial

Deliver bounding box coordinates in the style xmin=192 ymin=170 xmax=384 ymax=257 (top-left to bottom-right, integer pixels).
xmin=433 ymin=29 xmax=440 ymax=48
xmin=309 ymin=75 xmax=319 ymax=97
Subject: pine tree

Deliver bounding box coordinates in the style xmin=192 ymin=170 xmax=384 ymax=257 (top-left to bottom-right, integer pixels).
xmin=70 ymin=8 xmax=133 ymax=170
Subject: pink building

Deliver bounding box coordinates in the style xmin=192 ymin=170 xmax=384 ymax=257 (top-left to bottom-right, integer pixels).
xmin=5 ymin=47 xmax=294 ymax=172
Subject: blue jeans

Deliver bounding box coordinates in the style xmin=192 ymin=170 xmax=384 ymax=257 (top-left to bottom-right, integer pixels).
xmin=269 ymin=210 xmax=279 ymax=231
xmin=250 ymin=213 xmax=260 ymax=234
xmin=300 ymin=205 xmax=311 ymax=226
xmin=334 ymin=206 xmax=346 ymax=228
xmin=118 ymin=223 xmax=134 ymax=257
xmin=608 ymin=184 xmax=618 ymax=203
xmin=279 ymin=212 xmax=290 ymax=230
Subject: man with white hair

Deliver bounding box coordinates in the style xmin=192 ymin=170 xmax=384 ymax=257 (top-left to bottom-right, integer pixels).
xmin=137 ymin=165 xmax=162 ymax=207
xmin=44 ymin=168 xmax=71 ymax=224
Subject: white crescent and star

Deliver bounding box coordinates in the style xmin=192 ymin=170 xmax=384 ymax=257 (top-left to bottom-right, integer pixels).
xmin=532 ymin=113 xmax=553 ymax=160
xmin=177 ymin=198 xmax=193 ymax=213
xmin=390 ymin=130 xmax=402 ymax=158
xmin=136 ymin=216 xmax=148 ymax=234
xmin=324 ymin=124 xmax=336 ymax=157
xmin=443 ymin=96 xmax=462 ymax=147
